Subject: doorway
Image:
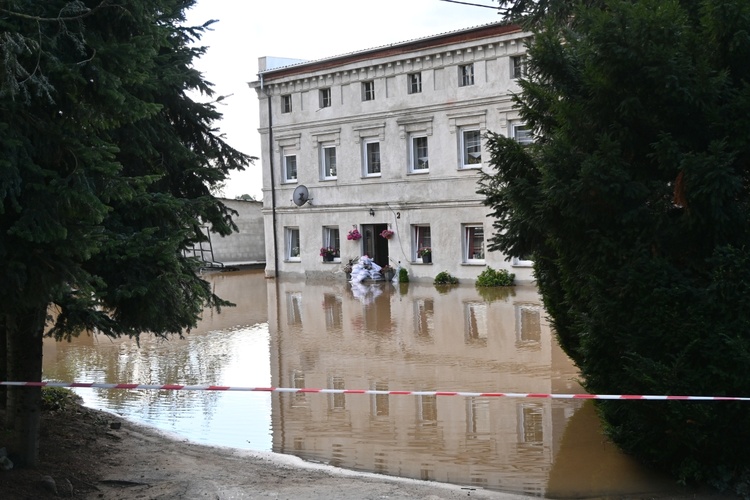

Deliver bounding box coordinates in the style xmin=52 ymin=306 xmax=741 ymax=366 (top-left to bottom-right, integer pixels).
xmin=362 ymin=224 xmax=390 ymax=268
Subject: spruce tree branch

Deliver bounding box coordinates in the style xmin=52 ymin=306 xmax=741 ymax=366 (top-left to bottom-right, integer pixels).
xmin=0 ymin=1 xmax=113 ymax=23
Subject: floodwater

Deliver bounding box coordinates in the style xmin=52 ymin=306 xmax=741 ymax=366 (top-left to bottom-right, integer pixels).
xmin=42 ymin=269 xmax=688 ymax=498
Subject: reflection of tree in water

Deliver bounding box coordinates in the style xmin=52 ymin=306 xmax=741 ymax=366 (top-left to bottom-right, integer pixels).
xmin=45 ymin=328 xmax=253 ymax=422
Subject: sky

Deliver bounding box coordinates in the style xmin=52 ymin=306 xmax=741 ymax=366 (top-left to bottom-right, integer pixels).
xmin=185 ymin=0 xmax=501 ymax=200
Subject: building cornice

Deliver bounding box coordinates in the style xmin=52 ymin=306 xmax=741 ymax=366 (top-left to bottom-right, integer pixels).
xmin=255 ymin=22 xmax=523 ymax=83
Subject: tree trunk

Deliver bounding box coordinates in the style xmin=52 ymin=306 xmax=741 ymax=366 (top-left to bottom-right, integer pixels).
xmin=0 ymin=321 xmax=6 ymax=410
xmin=4 ymin=305 xmax=46 ymax=467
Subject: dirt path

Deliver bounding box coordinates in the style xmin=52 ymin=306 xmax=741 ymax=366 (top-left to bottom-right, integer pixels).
xmin=83 ymin=418 xmax=527 ymax=500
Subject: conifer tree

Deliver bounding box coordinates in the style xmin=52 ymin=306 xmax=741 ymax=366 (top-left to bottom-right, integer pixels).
xmin=480 ymin=0 xmax=750 ymax=492
xmin=0 ymin=0 xmax=252 ymax=465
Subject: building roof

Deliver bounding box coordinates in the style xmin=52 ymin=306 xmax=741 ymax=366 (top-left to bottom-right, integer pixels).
xmin=256 ymin=21 xmax=521 ymax=82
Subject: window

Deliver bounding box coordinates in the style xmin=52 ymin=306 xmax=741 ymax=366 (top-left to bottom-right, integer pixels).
xmin=461 ymin=129 xmax=482 ymax=167
xmin=512 ymin=254 xmax=533 ymax=267
xmin=511 ymin=55 xmax=527 ymax=79
xmin=281 ymin=94 xmax=292 ymax=113
xmin=283 ymin=154 xmax=297 ymax=183
xmin=408 ymin=72 xmax=422 ymax=94
xmin=512 ymin=122 xmax=533 ymax=145
xmin=322 ymin=226 xmax=340 ymax=259
xmin=362 ymin=80 xmax=375 ymax=101
xmin=286 ymin=227 xmax=300 ymax=261
xmin=363 ymin=139 xmax=381 ymax=176
xmin=409 ymin=135 xmax=429 ymax=172
xmin=320 ymin=143 xmax=337 ymax=180
xmin=319 ymin=87 xmax=331 ymax=108
xmin=464 ymin=225 xmax=485 ymax=261
xmin=459 ymin=63 xmax=474 ymax=86
xmin=413 ymin=225 xmax=431 ymax=261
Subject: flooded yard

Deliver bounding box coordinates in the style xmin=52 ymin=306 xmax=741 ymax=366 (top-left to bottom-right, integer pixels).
xmin=42 ymin=269 xmax=682 ymax=497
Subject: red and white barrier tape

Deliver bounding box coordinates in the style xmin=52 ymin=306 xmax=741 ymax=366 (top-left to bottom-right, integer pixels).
xmin=1 ymin=381 xmax=749 ymax=401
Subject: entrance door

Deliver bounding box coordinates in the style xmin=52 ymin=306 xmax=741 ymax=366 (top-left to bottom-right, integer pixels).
xmin=362 ymin=224 xmax=390 ymax=268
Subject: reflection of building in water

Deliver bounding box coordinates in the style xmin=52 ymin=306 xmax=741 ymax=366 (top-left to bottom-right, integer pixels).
xmin=267 ymin=279 xmax=583 ymax=495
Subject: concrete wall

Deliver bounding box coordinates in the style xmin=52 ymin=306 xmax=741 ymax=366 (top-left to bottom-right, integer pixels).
xmin=200 ymin=199 xmax=265 ymax=266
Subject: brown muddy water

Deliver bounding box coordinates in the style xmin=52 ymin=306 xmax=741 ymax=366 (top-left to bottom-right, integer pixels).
xmin=42 ymin=269 xmax=698 ymax=498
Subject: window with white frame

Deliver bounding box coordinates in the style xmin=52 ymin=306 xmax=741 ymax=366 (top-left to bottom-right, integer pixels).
xmin=408 ymin=72 xmax=422 ymax=94
xmin=319 ymin=88 xmax=331 ymax=108
xmin=511 ymin=122 xmax=533 ymax=145
xmin=461 ymin=128 xmax=482 ymax=167
xmin=362 ymin=80 xmax=375 ymax=101
xmin=409 ymin=135 xmax=429 ymax=173
xmin=511 ymin=55 xmax=527 ymax=79
xmin=459 ymin=63 xmax=474 ymax=86
xmin=283 ymin=153 xmax=297 ymax=183
xmin=281 ymin=94 xmax=292 ymax=113
xmin=413 ymin=225 xmax=431 ymax=261
xmin=320 ymin=143 xmax=337 ymax=180
xmin=286 ymin=227 xmax=300 ymax=261
xmin=322 ymin=226 xmax=340 ymax=259
xmin=463 ymin=224 xmax=485 ymax=261
xmin=363 ymin=139 xmax=381 ymax=176
xmin=512 ymin=254 xmax=533 ymax=266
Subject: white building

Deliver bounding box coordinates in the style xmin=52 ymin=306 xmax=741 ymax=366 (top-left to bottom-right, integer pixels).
xmin=250 ymin=22 xmax=534 ymax=283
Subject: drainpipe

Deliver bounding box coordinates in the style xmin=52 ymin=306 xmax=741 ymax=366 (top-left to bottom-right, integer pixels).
xmin=261 ymin=73 xmax=279 ymax=277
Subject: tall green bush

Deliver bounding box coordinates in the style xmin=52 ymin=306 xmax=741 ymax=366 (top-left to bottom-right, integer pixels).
xmin=480 ymin=0 xmax=750 ymax=493
xmin=433 ymin=271 xmax=458 ymax=285
xmin=476 ymin=267 xmax=515 ymax=287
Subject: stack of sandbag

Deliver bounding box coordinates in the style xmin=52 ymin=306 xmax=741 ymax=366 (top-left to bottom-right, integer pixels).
xmin=350 ymin=255 xmax=382 ymax=283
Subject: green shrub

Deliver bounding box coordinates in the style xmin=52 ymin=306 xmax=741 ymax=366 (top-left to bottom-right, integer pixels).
xmin=41 ymin=387 xmax=82 ymax=411
xmin=398 ymin=267 xmax=409 ymax=283
xmin=476 ymin=267 xmax=515 ymax=287
xmin=433 ymin=271 xmax=458 ymax=285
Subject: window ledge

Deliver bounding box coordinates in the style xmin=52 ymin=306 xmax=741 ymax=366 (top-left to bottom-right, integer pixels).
xmin=461 ymin=262 xmax=487 ymax=266
xmin=407 ymin=170 xmax=429 ymax=176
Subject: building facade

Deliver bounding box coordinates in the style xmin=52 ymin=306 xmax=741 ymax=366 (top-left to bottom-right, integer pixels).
xmin=251 ymin=22 xmax=534 ymax=283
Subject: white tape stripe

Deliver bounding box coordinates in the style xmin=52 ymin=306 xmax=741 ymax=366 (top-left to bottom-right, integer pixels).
xmin=2 ymin=381 xmax=749 ymax=401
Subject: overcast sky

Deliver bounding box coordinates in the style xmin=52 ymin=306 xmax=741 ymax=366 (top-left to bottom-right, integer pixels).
xmin=186 ymin=1 xmax=500 ymax=199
